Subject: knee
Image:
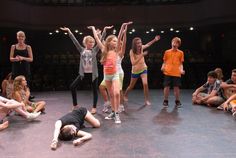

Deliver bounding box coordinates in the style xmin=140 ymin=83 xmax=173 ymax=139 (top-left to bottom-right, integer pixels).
xmin=93 ymin=119 xmax=100 ymax=128
xmin=99 ymin=85 xmax=105 ymax=91
xmin=41 ymin=101 xmax=46 ymax=106
xmin=114 ymin=90 xmax=120 ymax=98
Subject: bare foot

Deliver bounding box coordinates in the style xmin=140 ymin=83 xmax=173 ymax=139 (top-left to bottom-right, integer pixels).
xmin=90 ymin=108 xmax=96 ymax=114
xmin=0 ymin=121 xmax=9 ymax=131
xmin=145 ymin=101 xmax=151 ymax=106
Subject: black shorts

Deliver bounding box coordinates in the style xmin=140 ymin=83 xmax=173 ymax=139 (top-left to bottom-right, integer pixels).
xmin=163 ymin=75 xmax=181 ymax=87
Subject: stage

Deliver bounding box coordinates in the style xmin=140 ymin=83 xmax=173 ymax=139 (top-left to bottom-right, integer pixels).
xmin=1 ymin=90 xmax=236 ymax=158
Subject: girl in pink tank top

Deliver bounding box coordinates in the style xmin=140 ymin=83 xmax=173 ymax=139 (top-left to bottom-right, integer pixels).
xmin=88 ymin=22 xmax=132 ymax=124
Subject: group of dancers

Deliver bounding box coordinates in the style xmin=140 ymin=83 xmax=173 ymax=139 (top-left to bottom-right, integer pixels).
xmin=0 ymin=22 xmax=187 ymax=150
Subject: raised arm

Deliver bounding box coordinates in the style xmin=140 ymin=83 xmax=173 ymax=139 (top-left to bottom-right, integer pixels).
xmin=88 ymin=26 xmax=105 ymax=51
xmin=72 ymin=130 xmax=92 ymax=146
xmin=117 ymin=22 xmax=132 ymax=53
xmin=119 ymin=25 xmax=128 ymax=58
xmin=93 ymin=25 xmax=113 ymax=53
xmin=143 ymin=35 xmax=160 ymax=50
xmin=50 ymin=120 xmax=62 ymax=150
xmin=60 ymin=27 xmax=83 ymax=52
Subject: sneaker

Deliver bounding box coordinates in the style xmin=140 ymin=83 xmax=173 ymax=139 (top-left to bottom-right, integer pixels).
xmin=102 ymin=101 xmax=111 ymax=113
xmin=175 ymin=100 xmax=182 ymax=108
xmin=105 ymin=112 xmax=115 ymax=120
xmin=114 ymin=113 xmax=121 ymax=124
xmin=27 ymin=112 xmax=41 ymax=121
xmin=217 ymin=104 xmax=224 ymax=110
xmin=163 ymin=100 xmax=168 ymax=108
xmin=232 ymin=111 xmax=236 ymax=118
xmin=118 ymin=104 xmax=125 ymax=113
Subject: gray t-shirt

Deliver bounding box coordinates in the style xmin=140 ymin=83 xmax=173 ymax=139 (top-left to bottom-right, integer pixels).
xmin=81 ymin=50 xmax=93 ymax=73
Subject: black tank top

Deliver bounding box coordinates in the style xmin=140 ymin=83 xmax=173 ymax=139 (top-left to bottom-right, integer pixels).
xmin=12 ymin=45 xmax=30 ymax=79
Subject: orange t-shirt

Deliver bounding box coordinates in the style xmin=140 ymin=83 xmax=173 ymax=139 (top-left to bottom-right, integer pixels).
xmin=163 ymin=49 xmax=184 ymax=77
xmin=103 ymin=51 xmax=117 ymax=75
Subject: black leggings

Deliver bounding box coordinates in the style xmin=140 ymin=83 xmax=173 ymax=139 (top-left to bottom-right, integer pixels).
xmin=70 ymin=73 xmax=98 ymax=108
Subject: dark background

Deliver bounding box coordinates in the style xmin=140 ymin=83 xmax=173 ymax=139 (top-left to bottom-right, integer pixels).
xmin=1 ymin=0 xmax=236 ymax=91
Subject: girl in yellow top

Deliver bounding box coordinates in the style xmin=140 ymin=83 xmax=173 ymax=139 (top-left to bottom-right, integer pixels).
xmin=161 ymin=37 xmax=185 ymax=108
xmin=124 ymin=35 xmax=160 ymax=106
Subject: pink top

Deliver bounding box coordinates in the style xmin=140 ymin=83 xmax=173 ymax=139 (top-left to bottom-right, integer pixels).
xmin=103 ymin=51 xmax=117 ymax=75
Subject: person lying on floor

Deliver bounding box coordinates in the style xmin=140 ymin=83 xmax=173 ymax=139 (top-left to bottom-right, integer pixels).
xmin=50 ymin=107 xmax=100 ymax=150
xmin=0 ymin=96 xmax=41 ymax=131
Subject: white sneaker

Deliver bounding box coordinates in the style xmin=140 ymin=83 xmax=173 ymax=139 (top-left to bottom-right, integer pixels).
xmin=105 ymin=112 xmax=115 ymax=120
xmin=118 ymin=104 xmax=125 ymax=113
xmin=102 ymin=101 xmax=111 ymax=113
xmin=114 ymin=113 xmax=121 ymax=124
xmin=27 ymin=112 xmax=41 ymax=121
xmin=232 ymin=111 xmax=236 ymax=118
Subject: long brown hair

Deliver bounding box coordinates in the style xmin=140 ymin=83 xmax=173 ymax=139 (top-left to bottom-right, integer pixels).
xmin=100 ymin=35 xmax=117 ymax=63
xmin=132 ymin=37 xmax=141 ymax=55
xmin=13 ymin=75 xmax=25 ymax=92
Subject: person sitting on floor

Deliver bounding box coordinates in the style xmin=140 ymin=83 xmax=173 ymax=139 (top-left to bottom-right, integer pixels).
xmin=0 ymin=96 xmax=41 ymax=131
xmin=217 ymin=69 xmax=236 ymax=110
xmin=50 ymin=106 xmax=100 ymax=150
xmin=12 ymin=75 xmax=46 ymax=113
xmin=1 ymin=72 xmax=14 ymax=99
xmin=220 ymin=93 xmax=236 ymax=117
xmin=192 ymin=71 xmax=224 ymax=106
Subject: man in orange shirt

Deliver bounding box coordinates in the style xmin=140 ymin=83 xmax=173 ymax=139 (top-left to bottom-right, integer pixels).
xmin=161 ymin=37 xmax=185 ymax=108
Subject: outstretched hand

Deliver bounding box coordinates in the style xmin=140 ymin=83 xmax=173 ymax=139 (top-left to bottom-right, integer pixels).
xmin=60 ymin=27 xmax=70 ymax=32
xmin=155 ymin=35 xmax=161 ymax=41
xmin=104 ymin=25 xmax=114 ymax=30
xmin=87 ymin=26 xmax=95 ymax=30
xmin=125 ymin=21 xmax=133 ymax=25
xmin=50 ymin=140 xmax=58 ymax=150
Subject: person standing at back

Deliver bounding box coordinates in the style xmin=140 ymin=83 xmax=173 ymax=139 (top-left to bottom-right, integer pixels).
xmin=10 ymin=31 xmax=33 ymax=97
xmin=161 ymin=37 xmax=185 ymax=108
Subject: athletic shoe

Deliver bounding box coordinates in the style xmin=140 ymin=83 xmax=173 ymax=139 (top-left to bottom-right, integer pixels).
xmin=118 ymin=104 xmax=125 ymax=113
xmin=114 ymin=113 xmax=121 ymax=124
xmin=105 ymin=112 xmax=115 ymax=120
xmin=102 ymin=101 xmax=111 ymax=113
xmin=175 ymin=100 xmax=182 ymax=108
xmin=232 ymin=111 xmax=236 ymax=118
xmin=217 ymin=104 xmax=224 ymax=110
xmin=163 ymin=100 xmax=169 ymax=108
xmin=27 ymin=112 xmax=41 ymax=121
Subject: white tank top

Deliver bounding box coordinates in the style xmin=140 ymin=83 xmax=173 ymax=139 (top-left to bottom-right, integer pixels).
xmin=116 ymin=56 xmax=124 ymax=74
